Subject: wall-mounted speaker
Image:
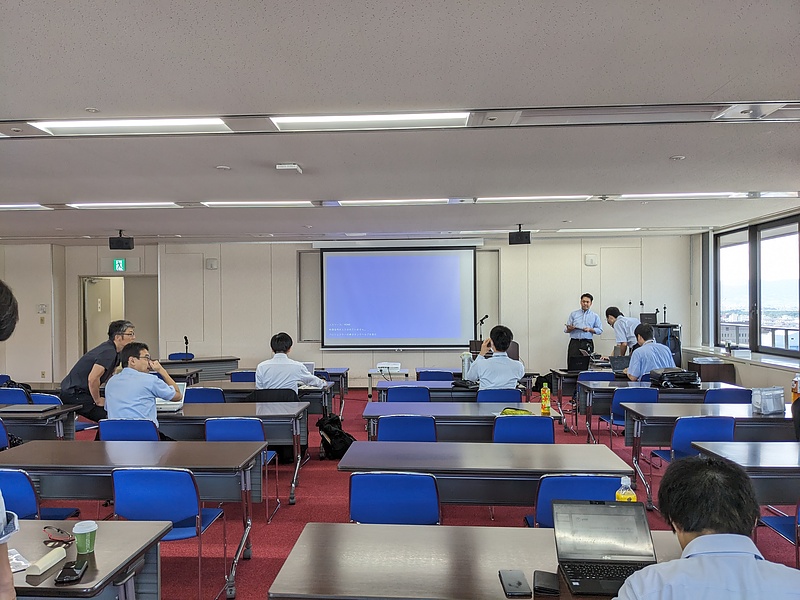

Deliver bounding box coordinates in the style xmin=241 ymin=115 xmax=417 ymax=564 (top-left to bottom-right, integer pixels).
xmin=508 ymin=230 xmax=531 ymax=245
xmin=108 ymin=236 xmax=134 ymax=250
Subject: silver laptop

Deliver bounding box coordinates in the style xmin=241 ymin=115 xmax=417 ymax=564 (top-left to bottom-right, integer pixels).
xmin=156 ymin=382 xmax=186 ymax=412
xmin=553 ymin=500 xmax=657 ymax=596
xmin=302 ymin=362 xmax=315 ymax=374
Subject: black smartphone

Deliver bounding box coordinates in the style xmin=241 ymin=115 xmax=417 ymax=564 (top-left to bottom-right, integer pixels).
xmin=533 ymin=570 xmax=560 ymax=596
xmin=498 ymin=570 xmax=532 ymax=598
xmin=54 ymin=560 xmax=88 ymax=584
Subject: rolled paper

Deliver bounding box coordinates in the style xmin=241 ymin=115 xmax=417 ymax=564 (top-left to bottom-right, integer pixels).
xmin=25 ymin=547 xmax=66 ymax=575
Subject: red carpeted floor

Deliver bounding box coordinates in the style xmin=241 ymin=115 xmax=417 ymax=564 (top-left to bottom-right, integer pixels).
xmin=58 ymin=390 xmax=797 ymax=599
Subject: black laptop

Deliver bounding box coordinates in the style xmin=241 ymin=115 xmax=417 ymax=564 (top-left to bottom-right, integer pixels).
xmin=609 ymin=355 xmax=631 ymax=377
xmin=553 ymin=500 xmax=657 ymax=596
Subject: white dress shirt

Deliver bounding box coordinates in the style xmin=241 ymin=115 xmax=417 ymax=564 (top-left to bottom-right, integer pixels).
xmin=255 ymin=353 xmax=325 ymax=393
xmin=465 ymin=352 xmax=524 ymax=390
xmin=615 ymin=533 xmax=800 ymax=600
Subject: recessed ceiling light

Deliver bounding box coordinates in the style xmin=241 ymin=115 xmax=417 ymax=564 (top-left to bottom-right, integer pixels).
xmin=344 ymin=233 xmax=368 ymax=237
xmin=85 ymin=107 xmax=100 ymax=113
xmin=304 ymin=225 xmax=313 ymax=229
xmin=337 ymin=198 xmax=450 ymax=206
xmin=475 ymin=195 xmax=591 ymax=203
xmin=275 ymin=163 xmax=302 ymax=174
xmin=669 ymin=155 xmax=686 ymax=161
xmin=66 ymin=202 xmax=181 ymax=209
xmin=10 ymin=128 xmax=22 ymax=133
xmin=0 ymin=204 xmax=52 ymax=211
xmin=215 ymin=165 xmax=231 ymax=171
xmin=270 ymin=112 xmax=470 ymax=132
xmin=201 ymin=200 xmax=314 ymax=208
xmin=28 ymin=118 xmax=232 ymax=136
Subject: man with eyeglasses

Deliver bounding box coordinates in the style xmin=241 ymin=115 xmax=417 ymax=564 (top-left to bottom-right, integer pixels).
xmin=60 ymin=320 xmax=136 ymax=423
xmin=105 ymin=342 xmax=182 ymax=440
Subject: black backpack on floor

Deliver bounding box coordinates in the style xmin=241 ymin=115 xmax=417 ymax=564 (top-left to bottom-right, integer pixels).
xmin=316 ymin=415 xmax=355 ymax=460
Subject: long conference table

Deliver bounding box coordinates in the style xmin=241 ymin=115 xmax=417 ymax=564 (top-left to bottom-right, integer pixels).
xmin=362 ymin=402 xmax=562 ymax=441
xmin=158 ymin=401 xmax=309 ymax=505
xmin=375 ymin=380 xmax=532 ymax=403
xmin=13 ymin=519 xmax=171 ymax=600
xmin=338 ymin=441 xmax=632 ymax=505
xmin=0 ymin=440 xmax=265 ymax=599
xmin=194 ymin=379 xmax=334 ymax=416
xmin=0 ymin=403 xmax=79 ymax=440
xmin=159 ymin=355 xmax=240 ymax=381
xmin=269 ymin=523 xmax=682 ymax=600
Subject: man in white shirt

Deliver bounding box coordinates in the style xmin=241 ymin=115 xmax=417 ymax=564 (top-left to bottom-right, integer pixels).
xmin=605 ymin=307 xmax=641 ymax=355
xmin=615 ymin=455 xmax=800 ymax=600
xmin=256 ymin=332 xmax=325 ymax=393
xmin=466 ymin=325 xmax=525 ymax=390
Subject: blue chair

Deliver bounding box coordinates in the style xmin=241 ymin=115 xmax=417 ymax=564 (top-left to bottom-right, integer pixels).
xmin=576 ymin=371 xmax=615 ymax=382
xmin=99 ymin=419 xmax=160 ymax=441
xmin=598 ymin=387 xmax=659 ymax=447
xmin=476 ymin=388 xmax=522 ymax=403
xmin=230 ymin=371 xmax=256 ymax=382
xmin=492 ymin=415 xmax=555 ymax=444
xmin=757 ymin=497 xmax=800 ymax=568
xmin=0 ymin=418 xmax=8 ymax=451
xmin=314 ymin=370 xmax=331 ymax=381
xmin=0 ymin=388 xmax=29 ymax=404
xmin=0 ymin=375 xmax=9 ymax=385
xmin=184 ymin=387 xmax=226 ymax=404
xmin=112 ymin=467 xmax=227 ymax=599
xmin=0 ymin=468 xmax=80 ymax=520
xmin=30 ymin=393 xmax=61 ymax=404
xmin=418 ymin=370 xmax=454 ymax=382
xmin=349 ymin=472 xmax=440 ymax=525
xmin=640 ymin=373 xmax=651 ymax=383
xmin=524 ymin=474 xmax=621 ymax=527
xmin=704 ymin=387 xmax=752 ymax=404
xmin=376 ymin=415 xmax=437 ymax=442
xmin=649 ymin=416 xmax=736 ymax=483
xmin=168 ymin=352 xmax=195 ymax=360
xmin=386 ymin=386 xmax=431 ymax=402
xmin=205 ymin=417 xmax=281 ymax=523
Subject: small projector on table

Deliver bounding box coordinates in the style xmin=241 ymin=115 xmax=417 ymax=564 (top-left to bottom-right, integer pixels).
xmin=376 ymin=362 xmax=402 ymax=373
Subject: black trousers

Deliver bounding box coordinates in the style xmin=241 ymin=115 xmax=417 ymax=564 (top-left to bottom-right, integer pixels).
xmin=567 ymin=338 xmax=594 ymax=364
xmin=60 ymin=389 xmax=108 ymax=422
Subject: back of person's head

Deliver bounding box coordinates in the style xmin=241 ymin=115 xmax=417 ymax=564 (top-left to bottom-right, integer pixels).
xmin=108 ymin=320 xmax=134 ymax=340
xmin=605 ymin=306 xmax=622 ymax=318
xmin=120 ymin=342 xmax=149 ymax=366
xmin=271 ymin=332 xmax=293 ymax=354
xmin=634 ymin=323 xmax=654 ymax=341
xmin=581 ymin=293 xmax=593 ymax=302
xmin=658 ymin=456 xmax=759 ymax=536
xmin=0 ymin=279 xmax=19 ymax=342
xmin=489 ymin=325 xmax=513 ymax=352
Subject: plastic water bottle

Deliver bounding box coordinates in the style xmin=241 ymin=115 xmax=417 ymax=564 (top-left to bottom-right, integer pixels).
xmin=461 ymin=352 xmax=473 ymax=379
xmin=616 ymin=476 xmax=637 ymax=502
xmin=540 ymin=383 xmax=551 ymax=416
xmin=792 ymin=373 xmax=800 ymax=403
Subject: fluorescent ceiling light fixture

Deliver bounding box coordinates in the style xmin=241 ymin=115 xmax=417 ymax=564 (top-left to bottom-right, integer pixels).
xmin=476 ymin=195 xmax=591 ymax=203
xmin=0 ymin=203 xmax=52 ymax=211
xmin=28 ymin=118 xmax=231 ymax=136
xmin=337 ymin=198 xmax=450 ymax=206
xmin=757 ymin=191 xmax=800 ymax=198
xmin=270 ymin=112 xmax=469 ymax=132
xmin=66 ymin=202 xmax=181 ymax=209
xmin=456 ymin=229 xmax=541 ymax=235
xmin=617 ymin=192 xmax=741 ymax=200
xmin=558 ymin=227 xmax=642 ymax=233
xmin=201 ymin=200 xmax=314 ymax=207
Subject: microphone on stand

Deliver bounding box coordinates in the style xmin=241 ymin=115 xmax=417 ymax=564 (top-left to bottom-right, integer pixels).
xmin=184 ymin=336 xmax=189 ymax=354
xmin=477 ymin=315 xmax=489 ymax=326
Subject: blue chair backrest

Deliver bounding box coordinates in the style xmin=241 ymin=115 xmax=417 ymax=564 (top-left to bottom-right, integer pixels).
xmin=30 ymin=393 xmax=62 ymax=405
xmin=610 ymin=387 xmax=658 ymax=420
xmin=418 ymin=370 xmax=454 ymax=382
xmin=205 ymin=417 xmax=265 ymax=442
xmin=493 ymin=415 xmax=554 ymax=443
xmin=0 ymin=388 xmax=29 ymax=404
xmin=230 ymin=371 xmax=256 ymax=382
xmin=349 ymin=472 xmax=440 ymax=525
xmin=99 ymin=419 xmax=160 ymax=441
xmin=112 ymin=468 xmax=200 ymax=524
xmin=704 ymin=388 xmax=752 ymax=404
xmin=0 ymin=419 xmax=8 ymax=451
xmin=577 ymin=371 xmax=616 ymax=382
xmin=386 ymin=386 xmax=431 ymax=402
xmin=0 ymin=469 xmax=39 ymax=519
xmin=0 ymin=375 xmax=9 ymax=386
xmin=671 ymin=416 xmax=736 ymax=457
xmin=376 ymin=415 xmax=437 ymax=442
xmin=168 ymin=352 xmax=195 ymax=361
xmin=476 ymin=388 xmax=522 ymax=403
xmin=640 ymin=373 xmax=651 ymax=382
xmin=534 ymin=474 xmax=621 ymax=527
xmin=314 ymin=370 xmax=331 ymax=381
xmin=184 ymin=387 xmax=225 ymax=404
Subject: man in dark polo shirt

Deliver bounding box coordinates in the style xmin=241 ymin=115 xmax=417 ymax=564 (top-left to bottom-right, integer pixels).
xmin=60 ymin=320 xmax=135 ymax=422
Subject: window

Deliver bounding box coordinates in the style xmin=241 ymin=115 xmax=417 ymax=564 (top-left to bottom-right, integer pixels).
xmin=717 ymin=231 xmax=749 ymax=347
xmin=759 ymin=223 xmax=799 ymax=352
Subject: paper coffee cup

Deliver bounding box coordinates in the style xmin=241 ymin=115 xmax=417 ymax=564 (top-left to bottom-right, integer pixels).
xmin=72 ymin=520 xmax=98 ymax=554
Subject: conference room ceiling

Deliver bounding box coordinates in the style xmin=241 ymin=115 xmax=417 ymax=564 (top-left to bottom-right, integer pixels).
xmin=1 ymin=0 xmax=799 ymax=245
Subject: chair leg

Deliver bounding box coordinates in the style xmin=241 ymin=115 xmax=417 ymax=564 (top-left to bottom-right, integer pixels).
xmin=489 ymin=506 xmax=495 ymax=520
xmin=266 ymin=455 xmax=281 ymax=523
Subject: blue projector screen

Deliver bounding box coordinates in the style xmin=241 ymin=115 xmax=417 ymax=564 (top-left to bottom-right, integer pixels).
xmin=321 ymin=248 xmax=476 ymax=349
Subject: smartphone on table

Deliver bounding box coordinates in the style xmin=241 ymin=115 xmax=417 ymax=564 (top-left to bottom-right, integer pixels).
xmin=55 ymin=559 xmax=88 ymax=584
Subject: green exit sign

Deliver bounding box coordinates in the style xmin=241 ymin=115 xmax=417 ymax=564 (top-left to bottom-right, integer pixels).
xmin=113 ymin=259 xmax=126 ymax=272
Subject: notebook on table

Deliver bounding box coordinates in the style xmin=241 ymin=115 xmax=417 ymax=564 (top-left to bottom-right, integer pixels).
xmin=0 ymin=405 xmax=59 ymax=413
xmin=553 ymin=500 xmax=656 ymax=596
xmin=155 ymin=382 xmax=186 ymax=412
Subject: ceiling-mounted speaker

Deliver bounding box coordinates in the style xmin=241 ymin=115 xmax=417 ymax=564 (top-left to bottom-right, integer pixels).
xmin=109 ymin=236 xmax=134 ymax=250
xmin=508 ymin=230 xmax=531 ymax=245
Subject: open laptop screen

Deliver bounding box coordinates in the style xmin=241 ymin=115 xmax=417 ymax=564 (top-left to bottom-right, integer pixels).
xmin=553 ymin=500 xmax=656 ymax=562
xmin=156 ymin=381 xmax=186 ymax=403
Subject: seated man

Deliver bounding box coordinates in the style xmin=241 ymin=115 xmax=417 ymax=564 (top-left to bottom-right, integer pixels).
xmin=466 ymin=325 xmax=525 ymax=390
xmin=255 ymin=332 xmax=325 ymax=393
xmin=626 ymin=323 xmax=675 ymax=381
xmin=615 ymin=455 xmax=800 ymax=599
xmin=105 ymin=342 xmax=182 ymax=440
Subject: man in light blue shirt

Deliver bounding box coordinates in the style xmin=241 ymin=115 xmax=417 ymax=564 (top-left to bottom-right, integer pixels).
xmin=615 ymin=455 xmax=800 ymax=599
xmin=605 ymin=307 xmax=640 ymax=355
xmin=626 ymin=324 xmax=675 ymax=381
xmin=466 ymin=325 xmax=525 ymax=390
xmin=564 ymin=293 xmax=603 ymax=364
xmin=105 ymin=342 xmax=182 ymax=439
xmin=256 ymin=332 xmax=326 ymax=393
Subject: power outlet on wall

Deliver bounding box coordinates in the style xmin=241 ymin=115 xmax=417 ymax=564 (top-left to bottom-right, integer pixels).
xmin=40 ymin=371 xmax=46 ymax=379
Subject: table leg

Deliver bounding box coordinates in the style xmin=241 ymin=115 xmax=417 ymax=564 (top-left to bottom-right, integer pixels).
xmin=367 ymin=373 xmax=373 ymax=401
xmin=367 ymin=418 xmax=377 ymax=441
xmin=631 ymin=418 xmax=654 ymax=509
xmin=585 ymin=391 xmax=596 ymax=444
xmin=289 ymin=417 xmax=302 ymax=505
xmin=225 ymin=467 xmax=254 ymax=599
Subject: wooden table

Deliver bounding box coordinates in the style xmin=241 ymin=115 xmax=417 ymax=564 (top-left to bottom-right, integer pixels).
xmin=622 ymin=403 xmax=794 ymax=508
xmin=692 ymin=441 xmax=800 ymax=505
xmin=13 ymin=519 xmax=171 ymax=599
xmin=0 ymin=440 xmax=265 ymax=598
xmin=159 ymin=355 xmax=240 ymax=381
xmin=159 ymin=401 xmax=309 ymax=505
xmin=192 ymin=379 xmax=334 ymax=416
xmin=269 ymin=523 xmax=682 ymax=600
xmin=362 ymin=401 xmax=561 ymax=441
xmin=0 ymin=403 xmax=79 ymax=440
xmin=338 ymin=441 xmax=632 ymax=505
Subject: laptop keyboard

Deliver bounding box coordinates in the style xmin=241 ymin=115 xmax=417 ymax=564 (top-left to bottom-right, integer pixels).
xmin=562 ymin=562 xmax=646 ymax=581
